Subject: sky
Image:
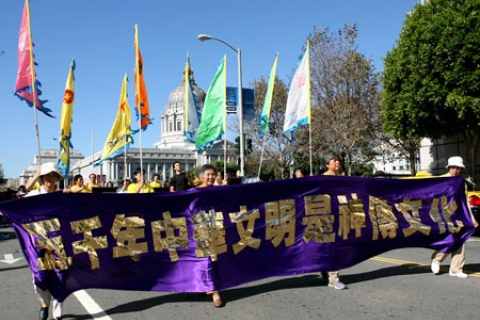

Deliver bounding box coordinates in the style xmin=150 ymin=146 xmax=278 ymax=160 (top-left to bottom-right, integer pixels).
xmin=0 ymin=0 xmax=421 ymax=179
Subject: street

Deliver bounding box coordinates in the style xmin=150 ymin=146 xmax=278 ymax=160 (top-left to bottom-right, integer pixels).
xmin=1 ymin=226 xmax=479 ymax=320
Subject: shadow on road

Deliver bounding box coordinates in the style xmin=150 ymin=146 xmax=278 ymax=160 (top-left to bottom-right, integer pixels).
xmin=61 ymin=265 xmax=434 ymax=319
xmin=0 ymin=230 xmax=16 ymax=242
xmin=53 ymin=263 xmax=480 ymax=319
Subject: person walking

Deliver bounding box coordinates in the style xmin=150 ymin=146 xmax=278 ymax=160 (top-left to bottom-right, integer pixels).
xmin=321 ymin=155 xmax=347 ymax=290
xmin=430 ymin=156 xmax=478 ymax=278
xmin=25 ymin=162 xmax=64 ymax=320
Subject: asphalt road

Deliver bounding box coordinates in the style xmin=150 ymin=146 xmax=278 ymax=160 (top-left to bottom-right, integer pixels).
xmin=1 ymin=226 xmax=480 ymax=320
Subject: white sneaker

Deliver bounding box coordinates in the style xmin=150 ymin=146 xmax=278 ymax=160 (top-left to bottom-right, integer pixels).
xmin=431 ymin=260 xmax=440 ymax=274
xmin=449 ymin=271 xmax=468 ymax=278
xmin=328 ymin=281 xmax=347 ymax=290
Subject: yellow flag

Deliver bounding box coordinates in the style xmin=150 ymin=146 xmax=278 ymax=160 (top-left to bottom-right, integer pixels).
xmin=96 ymin=74 xmax=133 ymax=165
xmin=57 ymin=59 xmax=75 ymax=177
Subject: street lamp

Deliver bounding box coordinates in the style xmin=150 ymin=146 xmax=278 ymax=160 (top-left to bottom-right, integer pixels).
xmin=197 ymin=33 xmax=245 ymax=177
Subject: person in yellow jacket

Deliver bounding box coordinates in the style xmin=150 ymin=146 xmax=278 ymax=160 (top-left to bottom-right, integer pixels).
xmin=68 ymin=174 xmax=91 ymax=193
xmin=149 ymin=173 xmax=162 ymax=188
xmin=127 ymin=168 xmax=154 ymax=193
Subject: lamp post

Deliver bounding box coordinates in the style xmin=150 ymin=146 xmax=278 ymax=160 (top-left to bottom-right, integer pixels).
xmin=197 ymin=33 xmax=245 ymax=177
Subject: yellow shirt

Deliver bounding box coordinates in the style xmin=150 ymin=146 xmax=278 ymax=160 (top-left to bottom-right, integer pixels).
xmin=87 ymin=182 xmax=103 ymax=189
xmin=149 ymin=181 xmax=162 ymax=188
xmin=71 ymin=185 xmax=92 ymax=193
xmin=127 ymin=182 xmax=154 ymax=193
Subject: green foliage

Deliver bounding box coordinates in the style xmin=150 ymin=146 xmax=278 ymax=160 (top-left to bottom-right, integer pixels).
xmin=349 ymin=162 xmax=375 ymax=177
xmin=210 ymin=160 xmax=237 ymax=177
xmin=0 ymin=163 xmax=5 ymax=187
xmin=382 ymin=0 xmax=480 ymax=181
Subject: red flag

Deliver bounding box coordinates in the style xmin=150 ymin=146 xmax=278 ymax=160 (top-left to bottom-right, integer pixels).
xmin=134 ymin=24 xmax=152 ymax=130
xmin=14 ymin=0 xmax=53 ymax=117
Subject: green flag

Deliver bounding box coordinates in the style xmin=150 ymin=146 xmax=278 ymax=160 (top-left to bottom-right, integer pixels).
xmin=259 ymin=53 xmax=278 ymax=138
xmin=195 ymin=55 xmax=226 ymax=150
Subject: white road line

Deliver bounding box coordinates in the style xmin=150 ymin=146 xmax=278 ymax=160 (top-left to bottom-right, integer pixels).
xmin=73 ymin=290 xmax=113 ymax=320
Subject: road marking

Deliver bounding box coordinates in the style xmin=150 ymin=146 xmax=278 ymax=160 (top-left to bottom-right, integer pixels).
xmin=73 ymin=290 xmax=112 ymax=320
xmin=370 ymin=256 xmax=480 ymax=278
xmin=0 ymin=253 xmax=22 ymax=264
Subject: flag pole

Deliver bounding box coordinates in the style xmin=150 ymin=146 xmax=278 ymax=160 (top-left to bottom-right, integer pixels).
xmin=134 ymin=24 xmax=144 ymax=177
xmin=306 ymin=43 xmax=313 ymax=176
xmin=124 ymin=108 xmax=128 ymax=180
xmin=257 ymin=134 xmax=267 ymax=179
xmin=91 ymin=118 xmax=95 ymax=173
xmin=26 ymin=0 xmax=42 ymax=165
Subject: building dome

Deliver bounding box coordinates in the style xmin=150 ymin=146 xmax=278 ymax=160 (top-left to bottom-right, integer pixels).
xmin=155 ymin=63 xmax=206 ymax=149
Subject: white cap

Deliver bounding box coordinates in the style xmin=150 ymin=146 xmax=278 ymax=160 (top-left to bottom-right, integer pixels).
xmin=39 ymin=162 xmax=63 ymax=179
xmin=446 ymin=156 xmax=465 ymax=169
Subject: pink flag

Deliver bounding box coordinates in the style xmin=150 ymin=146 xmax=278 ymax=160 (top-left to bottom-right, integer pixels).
xmin=14 ymin=0 xmax=52 ymax=117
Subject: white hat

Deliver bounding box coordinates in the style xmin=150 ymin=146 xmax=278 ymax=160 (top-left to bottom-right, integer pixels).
xmin=39 ymin=162 xmax=63 ymax=179
xmin=446 ymin=156 xmax=465 ymax=169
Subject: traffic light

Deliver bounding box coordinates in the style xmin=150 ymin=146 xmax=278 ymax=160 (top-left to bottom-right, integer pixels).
xmin=246 ymin=139 xmax=253 ymax=154
xmin=234 ymin=136 xmax=241 ymax=153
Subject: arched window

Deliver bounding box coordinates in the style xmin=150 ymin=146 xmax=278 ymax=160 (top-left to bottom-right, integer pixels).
xmin=169 ymin=122 xmax=173 ymax=132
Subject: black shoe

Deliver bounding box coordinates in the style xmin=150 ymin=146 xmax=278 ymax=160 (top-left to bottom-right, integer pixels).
xmin=39 ymin=307 xmax=48 ymax=320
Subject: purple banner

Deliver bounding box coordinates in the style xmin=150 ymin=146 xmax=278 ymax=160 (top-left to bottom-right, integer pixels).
xmin=0 ymin=175 xmax=475 ymax=302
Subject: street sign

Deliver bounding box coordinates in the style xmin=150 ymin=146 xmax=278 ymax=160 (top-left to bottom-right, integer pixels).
xmin=225 ymin=87 xmax=255 ymax=118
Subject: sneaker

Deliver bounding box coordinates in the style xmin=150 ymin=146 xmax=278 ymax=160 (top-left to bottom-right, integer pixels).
xmin=39 ymin=307 xmax=48 ymax=320
xmin=431 ymin=260 xmax=440 ymax=274
xmin=449 ymin=271 xmax=468 ymax=278
xmin=328 ymin=281 xmax=347 ymax=290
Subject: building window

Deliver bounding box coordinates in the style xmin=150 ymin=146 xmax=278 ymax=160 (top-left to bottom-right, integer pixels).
xmin=169 ymin=122 xmax=173 ymax=132
xmin=177 ymin=121 xmax=182 ymax=132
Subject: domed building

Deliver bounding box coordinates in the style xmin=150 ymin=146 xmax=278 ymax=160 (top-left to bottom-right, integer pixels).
xmin=154 ymin=64 xmax=206 ymax=150
xmin=19 ymin=62 xmax=237 ymax=187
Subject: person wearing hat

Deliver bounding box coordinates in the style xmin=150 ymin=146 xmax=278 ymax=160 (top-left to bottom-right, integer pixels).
xmin=430 ymin=156 xmax=478 ymax=278
xmin=25 ymin=162 xmax=63 ymax=320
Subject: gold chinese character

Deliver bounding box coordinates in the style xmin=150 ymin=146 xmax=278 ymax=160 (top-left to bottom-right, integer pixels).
xmin=369 ymin=196 xmax=398 ymax=240
xmin=395 ymin=198 xmax=431 ymax=237
xmin=229 ymin=206 xmax=261 ymax=254
xmin=429 ymin=196 xmax=462 ymax=234
xmin=70 ymin=216 xmax=108 ymax=269
xmin=192 ymin=210 xmax=226 ymax=261
xmin=110 ymin=214 xmax=148 ymax=260
xmin=265 ymin=199 xmax=296 ymax=247
xmin=338 ymin=194 xmax=366 ymax=240
xmin=303 ymin=195 xmax=335 ymax=243
xmin=151 ymin=211 xmax=188 ymax=262
xmin=22 ymin=219 xmax=71 ymax=270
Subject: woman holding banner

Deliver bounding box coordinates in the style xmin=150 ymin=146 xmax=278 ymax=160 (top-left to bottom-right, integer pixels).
xmin=25 ymin=162 xmax=63 ymax=320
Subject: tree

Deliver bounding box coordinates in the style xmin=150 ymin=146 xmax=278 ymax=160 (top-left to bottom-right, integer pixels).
xmin=0 ymin=163 xmax=5 ymax=188
xmin=245 ymin=76 xmax=293 ymax=179
xmin=248 ymin=25 xmax=382 ymax=178
xmin=382 ymin=0 xmax=480 ymax=181
xmin=296 ymin=25 xmax=383 ymax=174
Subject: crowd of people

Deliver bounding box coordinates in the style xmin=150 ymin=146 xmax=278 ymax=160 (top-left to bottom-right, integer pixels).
xmin=2 ymin=155 xmax=479 ymax=319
